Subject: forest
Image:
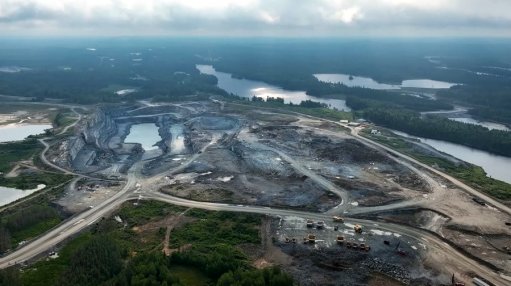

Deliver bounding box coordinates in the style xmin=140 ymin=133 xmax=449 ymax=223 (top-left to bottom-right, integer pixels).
xmin=1 ymin=201 xmax=293 ymax=286
xmin=361 ymin=107 xmax=511 ymax=157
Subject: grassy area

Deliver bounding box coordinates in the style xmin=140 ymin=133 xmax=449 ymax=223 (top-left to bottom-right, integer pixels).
xmin=170 ymin=209 xmax=260 ymax=248
xmin=222 ymin=97 xmax=353 ymax=122
xmin=53 ymin=112 xmax=77 ymax=128
xmin=0 ymin=139 xmax=41 ymax=173
xmin=0 ymin=171 xmax=72 ymax=190
xmin=362 ymin=129 xmax=511 ymax=201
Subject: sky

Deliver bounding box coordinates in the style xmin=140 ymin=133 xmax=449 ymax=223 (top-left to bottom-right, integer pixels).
xmin=0 ymin=0 xmax=510 ymax=37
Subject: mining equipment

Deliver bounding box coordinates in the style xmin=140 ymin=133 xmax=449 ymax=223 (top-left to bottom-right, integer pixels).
xmin=306 ymin=219 xmax=314 ymax=228
xmin=316 ymin=221 xmax=325 ymax=229
xmin=451 ymin=274 xmax=465 ymax=286
xmin=354 ymin=224 xmax=363 ymax=233
xmin=304 ymin=234 xmax=316 ymax=244
xmin=336 ymin=235 xmax=345 ymax=244
xmin=332 ymin=216 xmax=344 ymax=223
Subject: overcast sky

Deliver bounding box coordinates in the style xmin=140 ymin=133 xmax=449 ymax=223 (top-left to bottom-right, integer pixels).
xmin=1 ymin=0 xmax=510 ymax=37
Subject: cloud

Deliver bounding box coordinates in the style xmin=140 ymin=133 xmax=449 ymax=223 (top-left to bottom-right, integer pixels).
xmin=0 ymin=0 xmax=510 ymax=36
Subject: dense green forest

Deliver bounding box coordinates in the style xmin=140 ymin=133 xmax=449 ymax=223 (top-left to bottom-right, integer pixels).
xmin=438 ymin=85 xmax=511 ymax=124
xmin=360 ymin=107 xmax=511 ymax=157
xmin=2 ymin=38 xmax=510 ymax=116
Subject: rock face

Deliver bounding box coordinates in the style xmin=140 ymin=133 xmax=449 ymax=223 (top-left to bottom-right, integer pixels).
xmin=68 ymin=108 xmax=118 ymax=171
xmin=68 ymin=136 xmax=85 ymax=162
xmin=81 ymin=108 xmax=118 ymax=149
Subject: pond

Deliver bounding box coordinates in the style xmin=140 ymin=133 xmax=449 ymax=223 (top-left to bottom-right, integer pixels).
xmin=197 ymin=65 xmax=351 ymax=111
xmin=314 ymin=74 xmax=457 ymax=90
xmin=124 ymin=123 xmax=161 ymax=150
xmin=0 ymin=184 xmax=46 ymax=206
xmin=0 ymin=124 xmax=52 ymax=142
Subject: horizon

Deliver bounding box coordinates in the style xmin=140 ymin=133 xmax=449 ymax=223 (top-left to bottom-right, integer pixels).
xmin=1 ymin=0 xmax=511 ymax=37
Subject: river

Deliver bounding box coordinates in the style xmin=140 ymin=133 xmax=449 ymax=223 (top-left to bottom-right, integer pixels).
xmin=448 ymin=117 xmax=510 ymax=131
xmin=196 ymin=65 xmax=351 ymax=111
xmin=391 ymin=130 xmax=511 ymax=184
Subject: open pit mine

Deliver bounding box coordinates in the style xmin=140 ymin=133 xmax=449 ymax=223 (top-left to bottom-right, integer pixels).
xmin=2 ymin=100 xmax=510 ymax=286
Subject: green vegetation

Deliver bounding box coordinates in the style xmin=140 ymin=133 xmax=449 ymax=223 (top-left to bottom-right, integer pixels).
xmin=362 ymin=129 xmax=511 ymax=200
xmin=0 ymin=139 xmax=41 ymax=173
xmin=229 ymin=96 xmax=353 ymax=122
xmin=0 ymin=171 xmax=71 ymax=190
xmin=0 ymin=204 xmax=63 ymax=253
xmin=360 ymin=107 xmax=511 ymax=157
xmin=10 ymin=201 xmax=293 ymax=286
xmin=53 ymin=112 xmax=77 ymax=129
xmin=438 ymin=85 xmax=511 ymax=125
xmin=346 ymin=94 xmax=452 ymax=113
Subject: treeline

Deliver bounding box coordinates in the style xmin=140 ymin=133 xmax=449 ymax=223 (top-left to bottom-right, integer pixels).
xmin=362 ymin=108 xmax=511 ymax=157
xmin=346 ymin=93 xmax=452 ymax=112
xmin=0 ymin=205 xmax=62 ymax=253
xmin=438 ymin=85 xmax=511 ymax=125
xmin=252 ymin=96 xmax=328 ymax=108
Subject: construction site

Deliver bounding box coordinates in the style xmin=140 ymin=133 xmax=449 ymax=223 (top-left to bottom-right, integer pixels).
xmin=4 ymin=99 xmax=511 ymax=286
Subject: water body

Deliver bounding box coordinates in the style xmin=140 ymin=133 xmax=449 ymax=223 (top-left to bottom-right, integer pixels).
xmin=0 ymin=66 xmax=31 ymax=73
xmin=314 ymin=74 xmax=457 ymax=90
xmin=0 ymin=124 xmax=52 ymax=142
xmin=0 ymin=184 xmax=46 ymax=207
xmin=391 ymin=130 xmax=511 ymax=184
xmin=169 ymin=124 xmax=186 ymax=154
xmin=448 ymin=117 xmax=510 ymax=132
xmin=125 ymin=123 xmax=161 ymax=150
xmin=197 ymin=65 xmax=350 ymax=111
xmin=115 ymin=89 xmax=137 ymax=96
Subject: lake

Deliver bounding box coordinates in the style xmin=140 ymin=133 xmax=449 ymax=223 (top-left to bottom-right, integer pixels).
xmin=391 ymin=130 xmax=511 ymax=184
xmin=0 ymin=184 xmax=46 ymax=207
xmin=314 ymin=74 xmax=457 ymax=90
xmin=197 ymin=65 xmax=351 ymax=111
xmin=0 ymin=124 xmax=52 ymax=142
xmin=124 ymin=123 xmax=161 ymax=150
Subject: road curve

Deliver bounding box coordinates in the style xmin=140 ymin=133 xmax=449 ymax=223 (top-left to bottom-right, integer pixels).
xmin=347 ymin=126 xmax=511 ymax=216
xmin=144 ymin=192 xmax=509 ymax=286
xmin=0 ymin=164 xmax=139 ymax=269
xmin=226 ymin=101 xmax=511 ymax=215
